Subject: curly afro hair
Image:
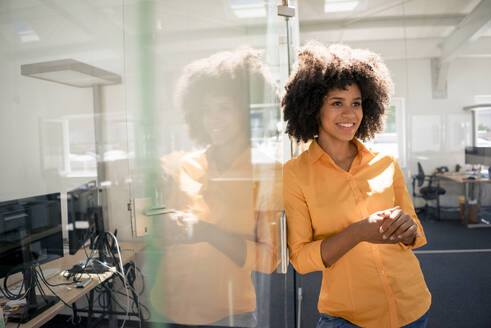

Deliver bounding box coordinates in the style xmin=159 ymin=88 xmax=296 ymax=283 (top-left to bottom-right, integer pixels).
xmin=175 ymin=48 xmax=278 ymax=146
xmin=282 ymin=41 xmax=393 ymax=142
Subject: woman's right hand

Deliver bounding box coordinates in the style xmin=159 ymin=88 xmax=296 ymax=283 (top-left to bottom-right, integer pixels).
xmin=353 ymin=207 xmax=402 ymax=244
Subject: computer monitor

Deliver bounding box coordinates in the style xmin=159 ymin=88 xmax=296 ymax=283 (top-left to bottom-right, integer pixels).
xmin=0 ymin=192 xmax=63 ymax=322
xmin=67 ymin=181 xmax=102 ymax=255
xmin=465 ymin=146 xmax=491 ymax=166
xmin=66 ymin=181 xmax=109 ymax=273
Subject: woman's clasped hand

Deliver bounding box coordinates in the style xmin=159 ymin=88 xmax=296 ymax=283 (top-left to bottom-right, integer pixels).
xmin=356 ymin=206 xmax=420 ymax=246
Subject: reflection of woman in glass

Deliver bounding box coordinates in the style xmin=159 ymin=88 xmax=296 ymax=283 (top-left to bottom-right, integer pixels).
xmin=150 ymin=49 xmax=282 ymax=327
xmin=283 ymin=41 xmax=431 ymax=328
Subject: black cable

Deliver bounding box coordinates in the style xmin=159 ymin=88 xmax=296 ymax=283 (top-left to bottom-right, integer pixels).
xmin=37 ymin=275 xmax=58 ymax=307
xmin=33 ymin=267 xmax=72 ymax=309
xmin=95 ymin=270 xmax=144 ymax=322
xmin=35 ymin=263 xmax=77 ymax=287
xmin=124 ymin=261 xmax=148 ymax=322
xmin=108 ymin=289 xmax=150 ymax=321
xmin=1 ymin=265 xmax=29 ymax=300
xmin=1 ymin=263 xmax=75 ymax=324
xmin=79 ymin=233 xmax=149 ymax=325
xmin=134 ymin=266 xmax=145 ymax=296
xmin=103 ymin=232 xmax=121 ymax=272
xmin=122 ymin=261 xmax=143 ymax=325
xmin=108 ymin=292 xmax=150 ymax=322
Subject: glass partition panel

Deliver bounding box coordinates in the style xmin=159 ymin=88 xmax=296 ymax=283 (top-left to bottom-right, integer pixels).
xmin=1 ymin=0 xmax=296 ymax=326
xmin=0 ymin=0 xmax=125 ymax=241
xmin=122 ymin=1 xmax=295 ymax=327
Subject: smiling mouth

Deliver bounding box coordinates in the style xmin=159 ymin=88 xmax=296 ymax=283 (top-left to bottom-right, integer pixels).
xmin=336 ymin=122 xmax=355 ymax=128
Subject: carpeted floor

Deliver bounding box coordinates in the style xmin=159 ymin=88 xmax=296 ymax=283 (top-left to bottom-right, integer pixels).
xmin=416 ymin=215 xmax=491 ymax=328
xmin=40 ymin=209 xmax=491 ymax=328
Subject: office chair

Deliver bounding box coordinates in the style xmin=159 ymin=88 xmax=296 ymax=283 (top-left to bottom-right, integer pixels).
xmin=411 ymin=162 xmax=446 ymax=220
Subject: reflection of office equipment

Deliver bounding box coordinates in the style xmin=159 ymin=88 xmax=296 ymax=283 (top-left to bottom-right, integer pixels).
xmin=436 ymin=166 xmax=449 ymax=174
xmin=67 ymin=181 xmax=110 ymax=274
xmin=67 ymin=181 xmax=101 ymax=255
xmin=21 ymin=59 xmax=123 ymax=223
xmin=0 ymin=193 xmax=63 ymax=323
xmin=437 ymin=173 xmax=490 ymax=227
xmin=20 ymin=59 xmax=121 ymax=88
xmin=465 ymin=146 xmax=491 ymax=166
xmin=412 ymin=162 xmax=446 ymax=220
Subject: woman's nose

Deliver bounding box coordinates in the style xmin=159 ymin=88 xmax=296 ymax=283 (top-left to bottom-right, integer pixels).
xmin=340 ymin=106 xmax=357 ymax=115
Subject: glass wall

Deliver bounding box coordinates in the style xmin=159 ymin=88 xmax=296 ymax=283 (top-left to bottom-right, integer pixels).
xmin=0 ymin=0 xmax=125 ymax=238
xmin=0 ymin=0 xmax=296 ymax=327
xmin=122 ymin=1 xmax=295 ymax=327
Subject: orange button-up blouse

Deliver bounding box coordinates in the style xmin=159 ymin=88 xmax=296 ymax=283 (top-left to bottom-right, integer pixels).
xmin=151 ymin=148 xmax=283 ymax=325
xmin=284 ymin=139 xmax=431 ymax=328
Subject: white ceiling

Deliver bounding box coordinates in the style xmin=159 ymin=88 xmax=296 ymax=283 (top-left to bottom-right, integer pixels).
xmin=0 ymin=0 xmax=490 ymax=71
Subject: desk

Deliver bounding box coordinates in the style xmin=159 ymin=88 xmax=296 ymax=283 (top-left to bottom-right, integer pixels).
xmin=2 ymin=241 xmax=145 ymax=328
xmin=437 ymin=173 xmax=491 ymax=228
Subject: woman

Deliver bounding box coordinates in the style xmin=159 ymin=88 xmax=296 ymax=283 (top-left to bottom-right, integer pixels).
xmin=282 ymin=41 xmax=431 ymax=328
xmin=150 ymin=48 xmax=283 ymax=327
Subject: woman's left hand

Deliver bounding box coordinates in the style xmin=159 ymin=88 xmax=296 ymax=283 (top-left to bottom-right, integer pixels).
xmin=378 ymin=208 xmax=420 ymax=245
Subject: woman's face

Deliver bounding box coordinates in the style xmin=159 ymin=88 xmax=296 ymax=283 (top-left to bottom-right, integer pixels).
xmin=318 ymin=83 xmax=363 ymax=144
xmin=202 ymin=95 xmax=247 ymax=147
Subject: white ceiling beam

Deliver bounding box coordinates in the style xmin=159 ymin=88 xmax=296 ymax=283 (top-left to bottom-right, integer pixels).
xmin=439 ymin=0 xmax=491 ymax=62
xmin=434 ymin=0 xmax=491 ymax=98
xmin=300 ymin=14 xmax=464 ymax=32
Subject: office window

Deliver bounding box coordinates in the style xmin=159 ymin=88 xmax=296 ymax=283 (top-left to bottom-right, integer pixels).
xmin=475 ymin=109 xmax=491 ymax=147
xmin=364 ymin=97 xmax=406 ymax=167
xmin=473 ymin=95 xmax=491 ymax=147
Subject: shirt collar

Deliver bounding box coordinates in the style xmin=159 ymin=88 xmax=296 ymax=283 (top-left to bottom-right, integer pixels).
xmin=308 ymin=138 xmax=374 ymax=165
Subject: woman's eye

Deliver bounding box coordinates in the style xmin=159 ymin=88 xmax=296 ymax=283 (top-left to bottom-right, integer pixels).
xmin=352 ymin=102 xmax=361 ymax=107
xmin=332 ymin=101 xmax=342 ymax=107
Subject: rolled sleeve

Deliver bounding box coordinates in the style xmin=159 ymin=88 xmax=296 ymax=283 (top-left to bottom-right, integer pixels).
xmin=393 ymin=159 xmax=427 ymax=250
xmin=284 ymin=163 xmax=326 ymax=274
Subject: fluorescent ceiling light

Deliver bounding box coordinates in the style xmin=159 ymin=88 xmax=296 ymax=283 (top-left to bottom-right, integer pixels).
xmin=13 ymin=21 xmax=40 ymax=43
xmin=20 ymin=59 xmax=121 ymax=88
xmin=324 ymin=0 xmax=359 ymax=13
xmin=229 ymin=0 xmax=266 ymax=18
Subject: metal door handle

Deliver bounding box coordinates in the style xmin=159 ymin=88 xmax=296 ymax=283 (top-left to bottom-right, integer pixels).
xmin=277 ymin=211 xmax=289 ymax=274
xmin=297 ymin=287 xmax=302 ymax=328
xmin=143 ymin=205 xmax=177 ymax=216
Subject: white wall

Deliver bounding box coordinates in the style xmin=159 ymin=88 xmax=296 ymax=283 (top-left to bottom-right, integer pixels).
xmin=0 ymin=58 xmax=95 ymax=201
xmin=386 ymin=57 xmax=491 ymax=208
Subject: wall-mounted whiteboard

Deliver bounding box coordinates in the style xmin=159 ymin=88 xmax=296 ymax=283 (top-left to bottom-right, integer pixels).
xmin=412 ymin=115 xmax=441 ymax=152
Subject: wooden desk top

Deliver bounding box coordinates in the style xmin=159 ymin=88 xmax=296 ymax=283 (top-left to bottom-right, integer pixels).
xmin=436 ymin=173 xmax=491 ymax=184
xmin=2 ymin=241 xmax=145 ymax=328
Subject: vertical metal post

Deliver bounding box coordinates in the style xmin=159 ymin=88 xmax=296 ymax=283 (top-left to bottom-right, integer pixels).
xmin=92 ymin=85 xmax=109 ymax=231
xmin=278 ymin=2 xmax=297 ymax=326
xmin=92 ymin=85 xmax=105 ymax=182
xmin=464 ymin=182 xmax=469 ymax=226
xmin=472 ymin=111 xmax=476 ymax=147
xmin=297 ymin=287 xmax=302 ymax=328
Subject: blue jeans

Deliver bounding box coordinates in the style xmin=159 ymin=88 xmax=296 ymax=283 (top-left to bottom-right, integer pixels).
xmin=316 ymin=311 xmax=429 ymax=328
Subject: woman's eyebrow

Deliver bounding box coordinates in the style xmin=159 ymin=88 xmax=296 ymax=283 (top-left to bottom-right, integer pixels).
xmin=328 ymin=96 xmax=362 ymax=100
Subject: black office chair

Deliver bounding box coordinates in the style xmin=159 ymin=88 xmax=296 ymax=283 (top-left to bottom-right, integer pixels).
xmin=411 ymin=162 xmax=446 ymax=220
